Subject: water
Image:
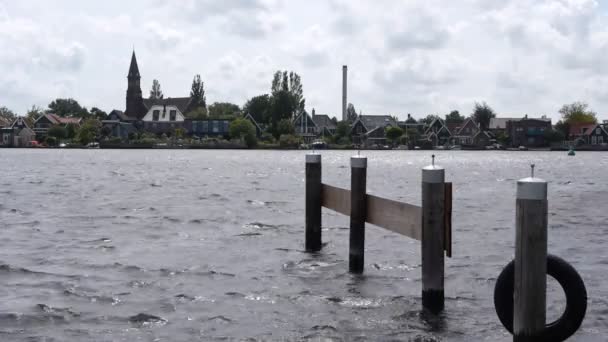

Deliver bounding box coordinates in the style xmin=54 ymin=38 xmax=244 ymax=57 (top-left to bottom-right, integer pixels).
xmin=0 ymin=149 xmax=606 ymax=341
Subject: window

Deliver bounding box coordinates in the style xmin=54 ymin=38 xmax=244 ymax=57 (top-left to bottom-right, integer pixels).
xmin=223 ymin=121 xmax=229 ymax=133
xmin=202 ymin=121 xmax=208 ymax=133
xmin=597 ymin=128 xmax=601 ymax=134
xmin=516 ymin=127 xmax=524 ymax=132
xmin=212 ymin=121 xmax=219 ymax=133
xmin=153 ymin=110 xmax=160 ymax=121
xmin=599 ymin=136 xmax=604 ymax=144
xmin=192 ymin=121 xmax=198 ymax=132
xmin=591 ymin=136 xmax=597 ymax=145
xmin=170 ymin=110 xmax=176 ymax=121
xmin=162 ymin=110 xmax=166 ymax=119
xmin=540 ymin=127 xmax=545 ymax=132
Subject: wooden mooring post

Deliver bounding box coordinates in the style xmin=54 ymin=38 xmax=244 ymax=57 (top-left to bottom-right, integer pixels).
xmin=421 ymin=158 xmax=446 ymax=314
xmin=349 ymin=156 xmax=367 ymax=273
xmin=304 ymin=154 xmax=452 ymax=313
xmin=305 ymin=154 xmax=322 ymax=252
xmin=514 ymin=166 xmax=548 ymax=341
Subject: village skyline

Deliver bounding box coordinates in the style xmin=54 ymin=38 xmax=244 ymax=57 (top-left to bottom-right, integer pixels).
xmin=3 ymin=1 xmax=608 ymax=122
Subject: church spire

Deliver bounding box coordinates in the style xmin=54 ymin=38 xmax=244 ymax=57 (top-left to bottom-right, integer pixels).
xmin=128 ymin=50 xmax=140 ymax=79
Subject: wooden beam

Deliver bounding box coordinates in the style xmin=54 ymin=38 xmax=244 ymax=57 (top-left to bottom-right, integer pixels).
xmin=321 ymin=184 xmax=350 ymax=216
xmin=367 ymin=194 xmax=422 ymax=241
xmin=444 ymin=182 xmax=452 ymax=258
xmin=321 ymin=183 xmax=422 ymax=241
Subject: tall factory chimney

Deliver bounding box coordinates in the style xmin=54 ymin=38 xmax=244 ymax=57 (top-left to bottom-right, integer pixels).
xmin=342 ymin=65 xmax=348 ymax=122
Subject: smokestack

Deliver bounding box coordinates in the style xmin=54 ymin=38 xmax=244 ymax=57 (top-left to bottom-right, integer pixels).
xmin=342 ymin=65 xmax=347 ymax=122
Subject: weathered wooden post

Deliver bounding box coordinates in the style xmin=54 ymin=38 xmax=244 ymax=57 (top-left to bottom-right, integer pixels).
xmin=421 ymin=156 xmax=445 ymax=313
xmin=349 ymin=156 xmax=367 ymax=273
xmin=305 ymin=154 xmax=322 ymax=252
xmin=514 ymin=165 xmax=548 ymax=342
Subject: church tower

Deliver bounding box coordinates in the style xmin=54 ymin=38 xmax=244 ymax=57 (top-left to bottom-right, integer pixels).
xmin=125 ymin=51 xmax=146 ymax=119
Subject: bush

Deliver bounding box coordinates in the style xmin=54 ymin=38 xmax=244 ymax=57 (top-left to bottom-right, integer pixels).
xmin=229 ymin=118 xmax=258 ymax=148
xmin=279 ymin=134 xmax=302 ymax=148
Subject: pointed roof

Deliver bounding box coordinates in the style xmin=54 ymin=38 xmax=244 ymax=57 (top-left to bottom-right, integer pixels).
xmin=128 ymin=51 xmax=140 ymax=78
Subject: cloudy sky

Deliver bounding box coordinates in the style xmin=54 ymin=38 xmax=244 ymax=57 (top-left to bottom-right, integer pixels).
xmin=1 ymin=0 xmax=608 ymax=121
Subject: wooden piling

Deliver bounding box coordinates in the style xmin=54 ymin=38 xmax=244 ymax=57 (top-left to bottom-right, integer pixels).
xmin=514 ymin=176 xmax=548 ymax=342
xmin=305 ymin=154 xmax=322 ymax=252
xmin=421 ymin=163 xmax=445 ymax=313
xmin=349 ymin=156 xmax=367 ymax=273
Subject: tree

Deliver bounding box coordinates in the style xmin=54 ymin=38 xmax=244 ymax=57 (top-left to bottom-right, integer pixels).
xmin=558 ymin=102 xmax=597 ymax=125
xmin=385 ymin=126 xmax=403 ymax=146
xmin=472 ymin=102 xmax=496 ymax=131
xmin=243 ymin=94 xmax=272 ymax=124
xmin=76 ymin=119 xmax=101 ymax=145
xmin=90 ymin=107 xmax=107 ymax=120
xmin=419 ymin=114 xmax=440 ymax=126
xmin=65 ymin=124 xmax=77 ymax=140
xmin=229 ymin=118 xmax=257 ymax=148
xmin=185 ymin=107 xmax=208 ymax=120
xmin=190 ymin=74 xmax=206 ymax=108
xmin=335 ymin=121 xmax=351 ymax=140
xmin=25 ymin=105 xmax=44 ymax=126
xmin=271 ymin=70 xmax=305 ymax=117
xmin=496 ymin=132 xmax=510 ymax=146
xmin=543 ymin=128 xmax=565 ymax=144
xmin=445 ymin=110 xmax=464 ymax=123
xmin=275 ymin=118 xmax=295 ymax=138
xmin=554 ymin=120 xmax=570 ymax=139
xmin=269 ymin=90 xmax=295 ymax=133
xmin=208 ymin=102 xmax=240 ymax=118
xmin=0 ymin=106 xmax=17 ymax=123
xmin=48 ymin=98 xmax=89 ymax=118
xmin=150 ymin=79 xmax=164 ymax=100
xmin=346 ymin=103 xmax=358 ymax=122
xmin=47 ymin=125 xmax=67 ymax=141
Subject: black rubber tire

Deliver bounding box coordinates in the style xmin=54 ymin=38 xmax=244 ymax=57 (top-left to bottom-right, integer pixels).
xmin=494 ymin=254 xmax=587 ymax=341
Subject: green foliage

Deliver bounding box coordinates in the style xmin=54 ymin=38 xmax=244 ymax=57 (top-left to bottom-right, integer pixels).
xmin=278 ymin=134 xmax=302 ymax=148
xmin=48 ymin=98 xmax=89 ymax=118
xmin=543 ymin=128 xmax=565 ymax=143
xmin=335 ymin=121 xmax=350 ymax=138
xmin=472 ymin=102 xmax=496 ymax=131
xmin=445 ymin=110 xmax=464 ymax=123
xmin=47 ymin=125 xmax=67 ymax=140
xmin=271 ymin=70 xmax=305 ymax=117
xmin=150 ymin=79 xmax=164 ymax=100
xmin=558 ymin=102 xmax=597 ymax=125
xmin=554 ymin=120 xmax=570 ymax=139
xmin=208 ymin=102 xmax=240 ymax=119
xmin=419 ymin=114 xmax=440 ymax=125
xmin=76 ymin=119 xmax=101 ymax=145
xmin=274 ymin=118 xmax=295 ymax=138
xmin=90 ymin=107 xmax=107 ymax=120
xmin=45 ymin=136 xmax=57 ymax=146
xmin=190 ymin=74 xmax=206 ymax=108
xmin=243 ymin=94 xmax=271 ymax=124
xmin=496 ymin=132 xmax=510 ymax=145
xmin=270 ymin=91 xmax=295 ymax=132
xmin=0 ymin=106 xmax=17 ymax=122
xmin=185 ymin=106 xmax=208 ymax=120
xmin=229 ymin=118 xmax=257 ymax=148
xmin=65 ymin=124 xmax=76 ymax=139
xmin=25 ymin=105 xmax=44 ymax=127
xmin=346 ymin=103 xmax=358 ymax=122
xmin=385 ymin=126 xmax=403 ymax=145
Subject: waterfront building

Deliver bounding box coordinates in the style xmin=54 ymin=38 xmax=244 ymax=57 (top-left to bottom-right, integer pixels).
xmin=293 ymin=112 xmax=317 ymax=143
xmin=422 ymin=117 xmax=451 ymax=147
xmin=184 ymin=118 xmax=231 ymax=138
xmin=506 ymin=116 xmax=552 ymax=147
xmin=350 ymin=115 xmax=398 ymax=146
xmin=582 ymin=124 xmax=608 ymax=145
xmin=311 ymin=109 xmax=336 ymax=137
xmin=33 ymin=114 xmax=82 ymax=139
xmin=0 ymin=117 xmax=36 ymax=147
xmin=453 ymin=117 xmax=480 ymax=146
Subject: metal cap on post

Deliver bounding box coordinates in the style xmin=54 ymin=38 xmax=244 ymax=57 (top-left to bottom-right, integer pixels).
xmin=305 ymin=153 xmax=322 ymax=252
xmin=514 ymin=165 xmax=548 ymax=341
xmin=421 ymin=155 xmax=446 ymax=313
xmin=349 ymin=155 xmax=367 ymax=273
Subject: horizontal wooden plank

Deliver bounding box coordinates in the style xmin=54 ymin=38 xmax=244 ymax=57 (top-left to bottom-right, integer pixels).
xmin=367 ymin=194 xmax=422 ymax=241
xmin=321 ymin=184 xmax=351 ymax=216
xmin=321 ymin=183 xmax=422 ymax=241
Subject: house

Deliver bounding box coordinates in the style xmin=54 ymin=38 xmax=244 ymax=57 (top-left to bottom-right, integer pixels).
xmin=311 ymin=109 xmax=336 ymax=137
xmin=350 ymin=115 xmax=398 ymax=145
xmin=33 ymin=113 xmax=82 ymax=139
xmin=293 ymin=112 xmax=317 ymax=143
xmin=472 ymin=130 xmax=494 ymax=147
xmin=106 ymin=110 xmax=136 ymax=123
xmin=506 ymin=116 xmax=552 ymax=147
xmin=568 ymin=123 xmax=597 ymax=143
xmin=243 ymin=113 xmax=263 ymax=137
xmin=0 ymin=117 xmax=36 ymax=147
xmin=423 ymin=117 xmax=451 ymax=147
xmin=453 ymin=117 xmax=480 ymax=146
xmin=489 ymin=117 xmax=519 ymax=136
xmin=584 ymin=124 xmax=608 ymax=145
xmin=141 ymin=101 xmax=186 ymax=135
xmin=184 ymin=118 xmax=231 ymax=138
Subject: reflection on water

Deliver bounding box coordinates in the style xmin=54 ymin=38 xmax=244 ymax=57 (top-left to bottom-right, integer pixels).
xmin=0 ymin=149 xmax=606 ymax=341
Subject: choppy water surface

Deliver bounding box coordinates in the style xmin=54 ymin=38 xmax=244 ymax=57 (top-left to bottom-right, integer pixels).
xmin=0 ymin=149 xmax=606 ymax=341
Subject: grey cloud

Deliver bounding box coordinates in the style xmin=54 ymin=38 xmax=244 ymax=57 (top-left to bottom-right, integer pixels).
xmin=386 ymin=12 xmax=449 ymax=51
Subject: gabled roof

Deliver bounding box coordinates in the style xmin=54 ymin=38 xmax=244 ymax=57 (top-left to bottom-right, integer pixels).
xmin=108 ymin=109 xmax=134 ymax=121
xmin=36 ymin=113 xmax=82 ymax=125
xmin=569 ymin=123 xmax=597 ymax=136
xmin=243 ymin=113 xmax=263 ymax=132
xmin=456 ymin=117 xmax=479 ymax=135
xmin=9 ymin=117 xmax=31 ymax=129
xmin=583 ymin=124 xmax=608 ymax=136
xmin=357 ymin=115 xmax=397 ymax=130
xmin=425 ymin=117 xmax=451 ymax=136
xmin=293 ymin=112 xmax=317 ymax=127
xmin=143 ymin=97 xmax=193 ymax=114
xmin=312 ymin=114 xmax=336 ymax=130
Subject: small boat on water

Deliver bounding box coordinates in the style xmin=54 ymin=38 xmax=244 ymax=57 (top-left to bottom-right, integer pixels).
xmin=311 ymin=140 xmax=326 ymax=149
